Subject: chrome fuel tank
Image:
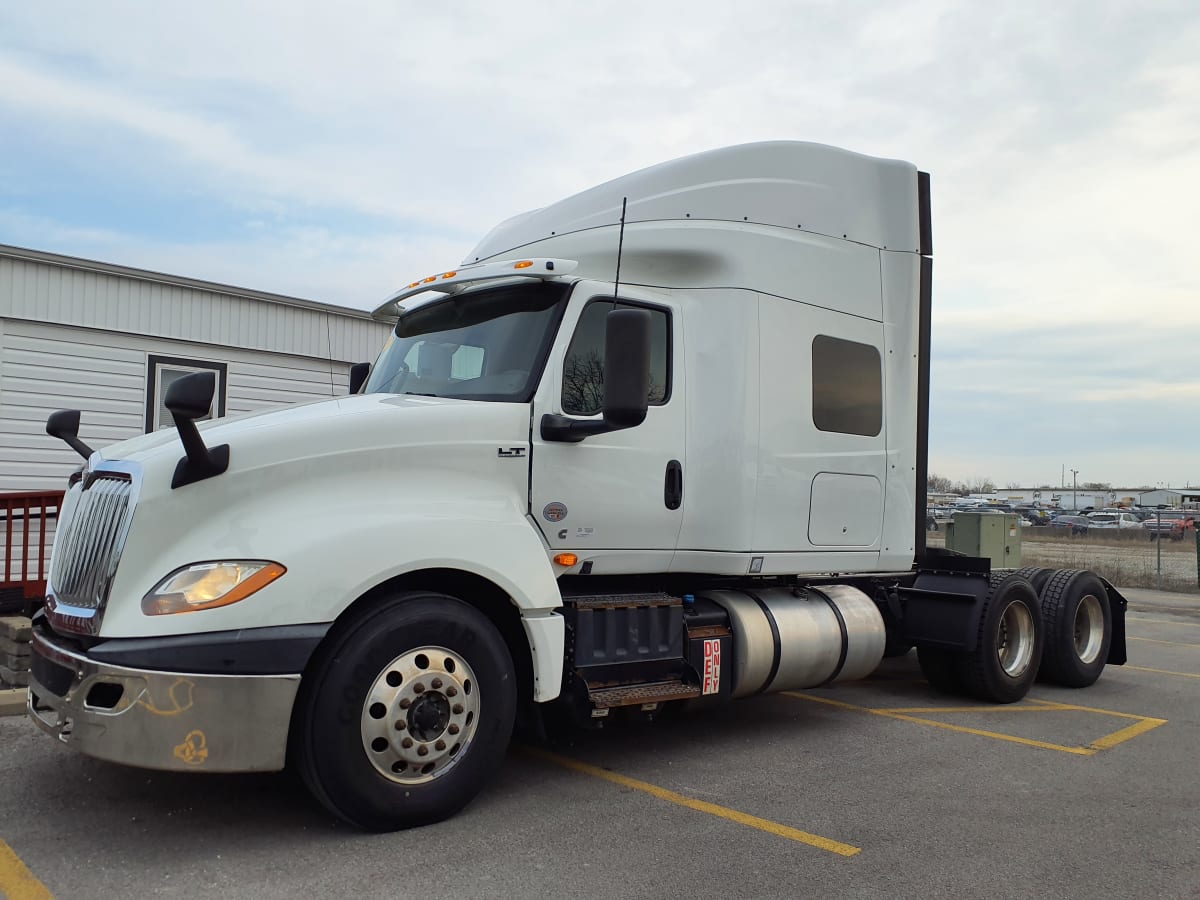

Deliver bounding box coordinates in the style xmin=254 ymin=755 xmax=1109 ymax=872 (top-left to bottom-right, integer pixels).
xmin=703 ymin=585 xmax=886 ymax=698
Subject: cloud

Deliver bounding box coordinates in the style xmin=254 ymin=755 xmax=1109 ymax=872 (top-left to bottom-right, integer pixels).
xmin=1 ymin=0 xmax=1198 ymax=487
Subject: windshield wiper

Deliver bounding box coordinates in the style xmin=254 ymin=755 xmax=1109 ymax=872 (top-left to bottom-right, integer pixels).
xmin=402 ymin=391 xmax=439 ymax=397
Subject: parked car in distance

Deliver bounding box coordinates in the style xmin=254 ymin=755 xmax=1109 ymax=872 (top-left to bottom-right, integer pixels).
xmin=1016 ymin=507 xmax=1054 ymax=526
xmin=1143 ymin=510 xmax=1198 ymax=541
xmin=1086 ymin=512 xmax=1144 ymax=530
xmin=1049 ymin=514 xmax=1091 ymax=535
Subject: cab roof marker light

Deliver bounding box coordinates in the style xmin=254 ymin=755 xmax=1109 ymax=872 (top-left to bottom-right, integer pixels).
xmin=372 ymin=258 xmax=580 ymax=319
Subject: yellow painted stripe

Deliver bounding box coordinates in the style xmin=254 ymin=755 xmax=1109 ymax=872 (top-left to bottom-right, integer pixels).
xmin=1089 ymin=717 xmax=1168 ymax=751
xmin=880 ymin=704 xmax=1063 ymax=714
xmin=1025 ymin=698 xmax=1163 ymax=722
xmin=1127 ymin=616 xmax=1200 ymax=629
xmin=784 ymin=692 xmax=1095 ymax=756
xmin=1124 ymin=664 xmax=1200 ymax=679
xmin=0 ymin=840 xmax=53 ymax=900
xmin=523 ymin=747 xmax=861 ymax=857
xmin=1128 ymin=636 xmax=1200 ymax=648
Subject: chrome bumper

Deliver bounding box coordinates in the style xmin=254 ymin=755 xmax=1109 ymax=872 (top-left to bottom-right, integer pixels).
xmin=27 ymin=628 xmax=300 ymax=773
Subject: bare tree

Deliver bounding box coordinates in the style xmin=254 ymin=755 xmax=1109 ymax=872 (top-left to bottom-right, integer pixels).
xmin=561 ymin=349 xmax=664 ymax=415
xmin=562 ymin=350 xmax=606 ymax=415
xmin=927 ymin=473 xmax=954 ymax=493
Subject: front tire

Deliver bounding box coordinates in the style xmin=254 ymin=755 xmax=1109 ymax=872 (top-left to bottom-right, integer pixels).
xmin=293 ymin=592 xmax=516 ymax=831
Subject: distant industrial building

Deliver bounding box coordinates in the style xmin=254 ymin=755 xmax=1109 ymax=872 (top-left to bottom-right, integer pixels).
xmin=0 ymin=244 xmax=390 ymax=493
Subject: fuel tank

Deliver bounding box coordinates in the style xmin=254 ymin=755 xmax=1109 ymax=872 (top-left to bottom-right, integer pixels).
xmin=702 ymin=585 xmax=886 ymax=698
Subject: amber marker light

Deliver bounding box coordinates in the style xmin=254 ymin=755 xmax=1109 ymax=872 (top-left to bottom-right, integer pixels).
xmin=441 ymin=271 xmax=457 ymax=279
xmin=142 ymin=561 xmax=286 ymax=616
xmin=513 ymin=260 xmax=534 ymax=269
xmin=423 ymin=276 xmax=438 ymax=283
xmin=553 ymin=553 xmax=579 ymax=567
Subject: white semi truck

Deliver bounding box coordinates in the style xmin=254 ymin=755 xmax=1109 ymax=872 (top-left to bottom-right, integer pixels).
xmin=30 ymin=142 xmax=1126 ymax=830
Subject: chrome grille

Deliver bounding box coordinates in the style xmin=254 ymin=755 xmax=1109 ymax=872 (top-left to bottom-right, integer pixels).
xmin=49 ymin=473 xmax=135 ymax=610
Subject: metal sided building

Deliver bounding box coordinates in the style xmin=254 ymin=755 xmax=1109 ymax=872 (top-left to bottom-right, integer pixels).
xmin=0 ymin=244 xmax=391 ymax=493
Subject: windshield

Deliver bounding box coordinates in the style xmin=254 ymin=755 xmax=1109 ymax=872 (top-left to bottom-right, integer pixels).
xmin=363 ymin=281 xmax=570 ymax=401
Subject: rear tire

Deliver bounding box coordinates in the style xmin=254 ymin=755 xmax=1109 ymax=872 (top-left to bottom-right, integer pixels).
xmin=1038 ymin=570 xmax=1111 ymax=687
xmin=292 ymin=592 xmax=516 ymax=831
xmin=959 ymin=573 xmax=1042 ymax=703
xmin=1014 ymin=566 xmax=1052 ymax=594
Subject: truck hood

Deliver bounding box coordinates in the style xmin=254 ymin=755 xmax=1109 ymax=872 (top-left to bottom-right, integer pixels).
xmin=95 ymin=393 xmax=532 ymax=493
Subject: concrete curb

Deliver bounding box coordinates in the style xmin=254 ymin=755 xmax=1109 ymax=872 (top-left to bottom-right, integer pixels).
xmin=0 ymin=687 xmax=28 ymax=718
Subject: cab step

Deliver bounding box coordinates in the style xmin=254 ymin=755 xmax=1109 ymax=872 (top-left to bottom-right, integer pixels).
xmin=587 ymin=679 xmax=701 ymax=710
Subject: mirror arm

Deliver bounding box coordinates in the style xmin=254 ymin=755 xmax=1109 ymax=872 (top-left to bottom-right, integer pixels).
xmin=540 ymin=413 xmax=641 ymax=443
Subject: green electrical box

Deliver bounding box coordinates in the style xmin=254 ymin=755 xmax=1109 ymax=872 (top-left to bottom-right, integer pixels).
xmin=944 ymin=512 xmax=1022 ymax=567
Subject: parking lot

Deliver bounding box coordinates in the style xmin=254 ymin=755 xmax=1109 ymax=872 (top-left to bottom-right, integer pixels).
xmin=2 ymin=591 xmax=1198 ymax=899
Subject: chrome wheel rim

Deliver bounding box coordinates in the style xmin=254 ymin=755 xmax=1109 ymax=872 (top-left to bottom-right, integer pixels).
xmin=997 ymin=601 xmax=1035 ymax=678
xmin=1074 ymin=594 xmax=1105 ymax=664
xmin=360 ymin=646 xmax=480 ymax=785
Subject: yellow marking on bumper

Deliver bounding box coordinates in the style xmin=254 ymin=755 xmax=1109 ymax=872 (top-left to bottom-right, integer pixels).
xmin=523 ymin=747 xmax=860 ymax=857
xmin=0 ymin=840 xmax=53 ymax=900
xmin=1124 ymin=665 xmax=1200 ymax=679
xmin=784 ymin=692 xmax=1097 ymax=756
xmin=1128 ymin=636 xmax=1200 ymax=648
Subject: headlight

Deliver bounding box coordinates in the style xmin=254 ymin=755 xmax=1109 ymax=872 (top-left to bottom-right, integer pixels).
xmin=142 ymin=561 xmax=286 ymax=616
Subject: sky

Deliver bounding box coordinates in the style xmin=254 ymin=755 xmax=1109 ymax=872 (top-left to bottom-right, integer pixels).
xmin=1 ymin=1 xmax=1198 ymax=489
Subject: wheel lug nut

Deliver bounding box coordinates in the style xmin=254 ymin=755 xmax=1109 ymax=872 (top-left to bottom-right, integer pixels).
xmin=452 ymin=704 xmax=464 ymax=715
xmin=402 ymin=737 xmax=414 ymax=749
xmin=413 ymin=683 xmax=425 ymax=694
xmin=435 ymin=739 xmax=446 ymax=751
xmin=431 ymin=678 xmax=443 ymax=689
xmin=399 ymin=698 xmax=411 ymax=709
xmin=446 ymin=687 xmax=458 ymax=697
xmin=394 ymin=720 xmax=406 ymax=731
xmin=448 ymin=724 xmax=460 ymax=735
xmin=417 ymin=745 xmax=429 ymax=757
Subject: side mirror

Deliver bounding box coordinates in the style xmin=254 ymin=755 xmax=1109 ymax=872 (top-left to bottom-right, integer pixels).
xmin=349 ymin=362 xmax=370 ymax=395
xmin=541 ymin=307 xmax=653 ymax=443
xmin=46 ymin=409 xmax=95 ymax=461
xmin=601 ymin=309 xmax=651 ymax=428
xmin=166 ymin=372 xmax=230 ymax=488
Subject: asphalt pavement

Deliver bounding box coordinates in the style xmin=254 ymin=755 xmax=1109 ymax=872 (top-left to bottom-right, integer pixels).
xmin=2 ymin=588 xmax=1198 ymax=898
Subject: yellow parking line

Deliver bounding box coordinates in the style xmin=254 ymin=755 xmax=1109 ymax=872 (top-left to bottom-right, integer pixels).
xmin=783 ymin=692 xmax=1095 ymax=756
xmin=0 ymin=840 xmax=53 ymax=900
xmin=523 ymin=747 xmax=861 ymax=857
xmin=1127 ymin=616 xmax=1200 ymax=629
xmin=1128 ymin=636 xmax=1200 ymax=648
xmin=1124 ymin=665 xmax=1200 ymax=679
xmin=1089 ymin=717 xmax=1168 ymax=750
xmin=881 ymin=704 xmax=1061 ymax=714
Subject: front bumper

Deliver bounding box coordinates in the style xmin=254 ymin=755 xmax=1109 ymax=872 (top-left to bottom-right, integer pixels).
xmin=28 ymin=627 xmax=300 ymax=773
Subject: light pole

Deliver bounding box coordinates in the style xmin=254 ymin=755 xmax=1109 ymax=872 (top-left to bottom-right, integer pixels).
xmin=1070 ymin=469 xmax=1079 ymax=511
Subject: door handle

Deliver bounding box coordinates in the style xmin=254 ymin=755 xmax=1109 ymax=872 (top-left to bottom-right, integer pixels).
xmin=664 ymin=460 xmax=683 ymax=510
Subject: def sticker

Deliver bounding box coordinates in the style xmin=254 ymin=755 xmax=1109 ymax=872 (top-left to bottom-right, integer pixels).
xmin=543 ymin=502 xmax=568 ymax=523
xmin=702 ymin=638 xmax=722 ymax=695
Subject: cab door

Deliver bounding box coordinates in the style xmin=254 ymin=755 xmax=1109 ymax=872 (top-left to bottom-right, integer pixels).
xmin=530 ymin=283 xmax=684 ymax=557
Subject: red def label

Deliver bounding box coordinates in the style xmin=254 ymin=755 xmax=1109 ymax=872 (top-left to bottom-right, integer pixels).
xmin=702 ymin=638 xmax=722 ymax=695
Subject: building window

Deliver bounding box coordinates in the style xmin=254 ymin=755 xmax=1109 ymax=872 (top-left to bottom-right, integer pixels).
xmin=561 ymin=299 xmax=671 ymax=416
xmin=811 ymin=335 xmax=882 ymax=436
xmin=145 ymin=355 xmax=228 ymax=432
